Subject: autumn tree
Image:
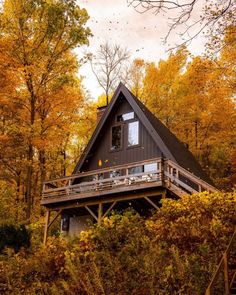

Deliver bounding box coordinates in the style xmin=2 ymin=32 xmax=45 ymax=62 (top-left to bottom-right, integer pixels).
xmin=142 ymin=47 xmax=188 ymax=128
xmin=126 ymin=58 xmax=146 ymax=100
xmin=0 ymin=0 xmax=91 ymax=221
xmin=90 ymin=42 xmax=130 ymax=105
xmin=139 ymin=43 xmax=236 ymax=187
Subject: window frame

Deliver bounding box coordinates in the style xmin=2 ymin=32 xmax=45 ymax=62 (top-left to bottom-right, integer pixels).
xmin=116 ymin=111 xmax=135 ymax=122
xmin=110 ymin=124 xmax=123 ymax=152
xmin=126 ymin=119 xmax=140 ymax=148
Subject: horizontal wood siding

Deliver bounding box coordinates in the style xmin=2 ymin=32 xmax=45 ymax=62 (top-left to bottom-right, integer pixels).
xmin=81 ymin=94 xmax=162 ymax=172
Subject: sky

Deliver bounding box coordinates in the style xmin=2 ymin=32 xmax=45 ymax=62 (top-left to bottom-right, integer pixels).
xmin=76 ymin=0 xmax=206 ymax=99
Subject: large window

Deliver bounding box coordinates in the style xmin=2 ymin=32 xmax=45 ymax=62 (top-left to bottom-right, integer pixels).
xmin=111 ymin=125 xmax=122 ymax=150
xmin=128 ymin=121 xmax=139 ymax=146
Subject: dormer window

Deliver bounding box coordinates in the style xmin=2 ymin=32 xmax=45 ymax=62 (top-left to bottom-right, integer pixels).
xmin=128 ymin=121 xmax=139 ymax=146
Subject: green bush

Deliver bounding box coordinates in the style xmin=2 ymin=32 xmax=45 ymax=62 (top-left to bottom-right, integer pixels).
xmin=0 ymin=224 xmax=31 ymax=253
xmin=0 ymin=192 xmax=235 ymax=294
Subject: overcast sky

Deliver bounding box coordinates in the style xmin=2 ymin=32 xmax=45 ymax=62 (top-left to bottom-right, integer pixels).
xmin=77 ymin=0 xmax=206 ymax=99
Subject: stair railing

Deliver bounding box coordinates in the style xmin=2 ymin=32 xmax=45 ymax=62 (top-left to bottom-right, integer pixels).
xmin=164 ymin=159 xmax=217 ymax=194
xmin=205 ymin=227 xmax=236 ymax=295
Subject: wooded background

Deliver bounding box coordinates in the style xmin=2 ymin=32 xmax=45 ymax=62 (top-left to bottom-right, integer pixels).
xmin=0 ymin=0 xmax=235 ymax=226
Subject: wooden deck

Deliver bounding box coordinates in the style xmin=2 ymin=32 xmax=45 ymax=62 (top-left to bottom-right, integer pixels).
xmin=41 ymin=157 xmax=218 ymax=244
xmin=41 ymin=157 xmax=217 ymax=208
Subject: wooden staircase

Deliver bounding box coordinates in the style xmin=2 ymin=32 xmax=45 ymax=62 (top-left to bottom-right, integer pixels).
xmin=205 ymin=228 xmax=236 ymax=295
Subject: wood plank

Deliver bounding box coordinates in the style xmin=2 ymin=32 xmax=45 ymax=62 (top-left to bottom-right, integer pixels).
xmin=144 ymin=196 xmax=159 ymax=210
xmin=102 ymin=201 xmax=117 ymax=219
xmin=85 ymin=206 xmax=98 ymax=221
xmin=48 ymin=210 xmax=62 ymax=229
xmin=164 ymin=172 xmax=198 ymax=194
xmin=41 ymin=181 xmax=163 ymax=205
xmin=44 ymin=157 xmax=162 ymax=185
xmin=166 ymin=160 xmax=217 ymax=192
xmin=98 ymin=203 xmax=103 ymax=225
xmin=43 ymin=189 xmax=166 ymax=211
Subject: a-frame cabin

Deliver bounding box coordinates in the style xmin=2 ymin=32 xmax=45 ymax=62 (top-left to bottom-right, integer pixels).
xmin=41 ymin=83 xmax=217 ymax=243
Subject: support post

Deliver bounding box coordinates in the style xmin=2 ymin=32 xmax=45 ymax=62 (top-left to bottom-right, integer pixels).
xmin=145 ymin=197 xmax=159 ymax=210
xmin=48 ymin=210 xmax=62 ymax=229
xmin=85 ymin=205 xmax=98 ymax=221
xmin=102 ymin=201 xmax=117 ymax=219
xmin=223 ymin=252 xmax=230 ymax=295
xmin=43 ymin=210 xmax=50 ymax=245
xmin=98 ymin=203 xmax=103 ymax=226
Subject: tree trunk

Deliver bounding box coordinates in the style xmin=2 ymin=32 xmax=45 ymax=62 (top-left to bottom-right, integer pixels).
xmin=25 ymin=143 xmax=33 ymax=221
xmin=39 ymin=149 xmax=46 ymax=190
xmin=195 ymin=120 xmax=198 ymax=150
xmin=25 ymin=94 xmax=36 ymax=222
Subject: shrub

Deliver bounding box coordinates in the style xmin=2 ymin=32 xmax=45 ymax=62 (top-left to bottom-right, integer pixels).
xmin=0 ymin=224 xmax=31 ymax=253
xmin=0 ymin=191 xmax=235 ymax=294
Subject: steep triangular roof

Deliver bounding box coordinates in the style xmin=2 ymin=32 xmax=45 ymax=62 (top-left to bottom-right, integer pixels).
xmin=74 ymin=83 xmax=212 ymax=184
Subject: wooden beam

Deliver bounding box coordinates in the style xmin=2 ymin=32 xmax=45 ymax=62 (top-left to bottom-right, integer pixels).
xmin=144 ymin=196 xmax=159 ymax=210
xmin=45 ymin=189 xmax=166 ymax=211
xmin=85 ymin=206 xmax=98 ymax=221
xmin=43 ymin=210 xmax=50 ymax=245
xmin=98 ymin=203 xmax=103 ymax=225
xmin=102 ymin=201 xmax=117 ymax=219
xmin=48 ymin=210 xmax=62 ymax=229
xmin=41 ymin=182 xmax=163 ymax=206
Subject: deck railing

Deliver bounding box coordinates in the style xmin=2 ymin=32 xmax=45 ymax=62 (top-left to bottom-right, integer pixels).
xmin=42 ymin=157 xmax=217 ymax=204
xmin=42 ymin=158 xmax=163 ymax=202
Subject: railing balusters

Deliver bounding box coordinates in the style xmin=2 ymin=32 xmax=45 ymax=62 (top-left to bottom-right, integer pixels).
xmin=42 ymin=157 xmax=217 ymax=203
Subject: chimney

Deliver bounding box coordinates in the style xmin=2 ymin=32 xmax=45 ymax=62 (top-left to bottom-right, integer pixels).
xmin=97 ymin=105 xmax=107 ymax=123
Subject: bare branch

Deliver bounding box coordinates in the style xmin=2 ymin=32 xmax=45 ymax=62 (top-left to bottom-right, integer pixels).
xmin=127 ymin=0 xmax=235 ymax=51
xmin=89 ymin=42 xmax=130 ymax=104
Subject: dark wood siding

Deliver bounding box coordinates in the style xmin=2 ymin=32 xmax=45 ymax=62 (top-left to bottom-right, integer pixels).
xmin=80 ymin=94 xmax=162 ymax=172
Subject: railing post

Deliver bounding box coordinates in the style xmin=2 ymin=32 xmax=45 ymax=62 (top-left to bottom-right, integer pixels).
xmin=161 ymin=158 xmax=165 ymax=186
xmin=198 ymin=184 xmax=202 ymax=192
xmin=223 ymin=252 xmax=230 ymax=295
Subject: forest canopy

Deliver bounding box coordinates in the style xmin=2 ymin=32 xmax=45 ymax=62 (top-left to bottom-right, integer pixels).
xmin=0 ymin=1 xmax=235 ymax=294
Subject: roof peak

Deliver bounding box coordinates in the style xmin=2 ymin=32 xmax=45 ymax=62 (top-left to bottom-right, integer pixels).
xmin=73 ymin=83 xmax=212 ymax=184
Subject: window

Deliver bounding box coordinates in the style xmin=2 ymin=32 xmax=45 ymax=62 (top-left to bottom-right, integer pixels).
xmin=61 ymin=215 xmax=70 ymax=232
xmin=117 ymin=112 xmax=134 ymax=122
xmin=144 ymin=163 xmax=158 ymax=172
xmin=128 ymin=165 xmax=143 ymax=175
xmin=111 ymin=125 xmax=122 ymax=150
xmin=128 ymin=121 xmax=139 ymax=146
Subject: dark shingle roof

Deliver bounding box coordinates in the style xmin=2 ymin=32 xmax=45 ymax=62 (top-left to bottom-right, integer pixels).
xmin=127 ymin=89 xmax=213 ymax=184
